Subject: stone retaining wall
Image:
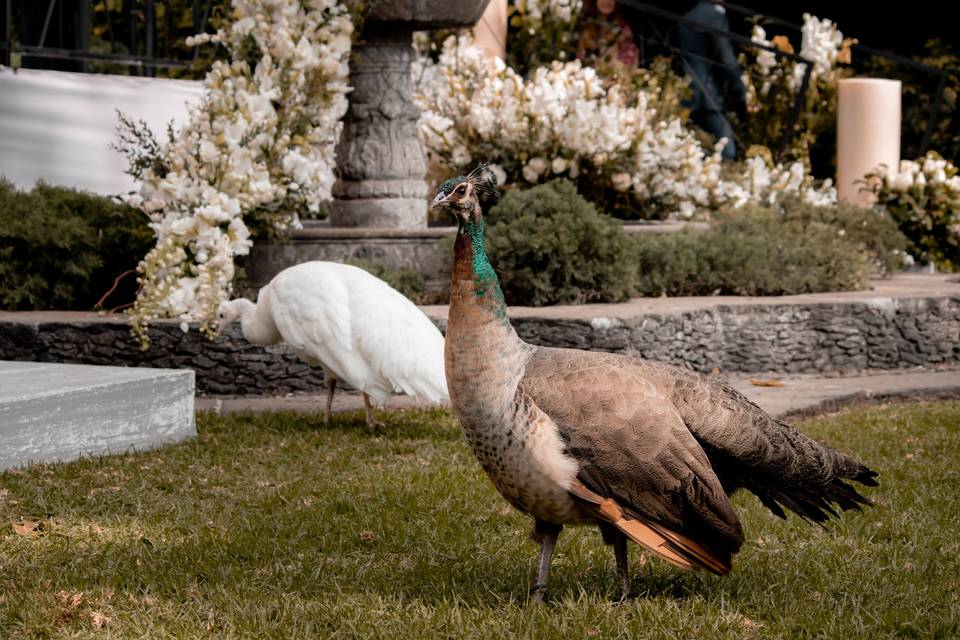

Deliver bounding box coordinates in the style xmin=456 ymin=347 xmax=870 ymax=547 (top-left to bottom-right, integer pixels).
xmin=512 ymin=296 xmax=959 ymax=374
xmin=1 ymin=294 xmax=957 ymax=395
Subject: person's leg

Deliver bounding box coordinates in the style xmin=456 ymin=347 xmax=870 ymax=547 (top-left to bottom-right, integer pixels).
xmin=695 ymin=110 xmax=737 ymax=160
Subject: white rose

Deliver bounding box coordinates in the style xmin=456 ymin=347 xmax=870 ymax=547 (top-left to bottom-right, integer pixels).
xmin=611 ymin=172 xmax=632 ymax=192
xmin=488 ymin=163 xmax=507 ymax=186
xmin=523 ymin=157 xmax=548 ymax=182
xmin=199 ymin=140 xmax=219 ymax=163
xmin=451 ymin=145 xmax=472 ymax=166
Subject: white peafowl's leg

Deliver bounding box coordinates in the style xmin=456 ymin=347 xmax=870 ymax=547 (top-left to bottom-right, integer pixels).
xmin=362 ymin=393 xmax=385 ymax=432
xmin=323 ymin=373 xmax=337 ymax=427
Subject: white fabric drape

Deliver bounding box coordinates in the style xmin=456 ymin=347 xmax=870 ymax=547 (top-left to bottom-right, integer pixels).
xmin=0 ymin=67 xmax=202 ymax=195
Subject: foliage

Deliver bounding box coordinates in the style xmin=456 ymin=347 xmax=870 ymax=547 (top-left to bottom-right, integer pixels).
xmin=504 ymin=0 xmax=582 ymax=75
xmin=864 ymin=39 xmax=960 ymax=164
xmin=906 ymin=40 xmax=960 ymax=164
xmin=484 ymin=180 xmax=636 ymax=305
xmin=117 ymin=0 xmax=356 ymax=346
xmin=346 ymin=259 xmax=429 ymax=305
xmin=2 ymin=399 xmax=960 ymax=637
xmin=772 ymin=196 xmax=910 ymax=276
xmin=633 ymin=200 xmax=894 ymax=297
xmin=737 ymin=15 xmax=855 ymax=174
xmin=0 ymin=179 xmax=153 ymax=311
xmin=867 ymin=151 xmax=960 ymax=270
xmin=88 ymin=0 xmax=232 ymax=79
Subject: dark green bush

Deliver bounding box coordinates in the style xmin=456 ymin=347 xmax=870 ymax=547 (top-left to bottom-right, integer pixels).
xmin=771 ymin=195 xmax=910 ymax=275
xmin=633 ymin=199 xmax=905 ymax=297
xmin=484 ymin=179 xmax=637 ymax=305
xmin=346 ymin=258 xmax=430 ymax=305
xmin=0 ymin=179 xmax=153 ymax=310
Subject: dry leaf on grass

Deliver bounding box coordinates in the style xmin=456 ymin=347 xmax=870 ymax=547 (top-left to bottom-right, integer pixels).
xmin=749 ymin=379 xmax=785 ymax=387
xmin=91 ymin=611 xmax=109 ymax=628
xmin=11 ymin=518 xmax=45 ymax=537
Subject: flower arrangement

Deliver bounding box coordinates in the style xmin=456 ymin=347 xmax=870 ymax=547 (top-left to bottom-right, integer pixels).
xmin=867 ymin=152 xmax=960 ymax=270
xmin=416 ymin=34 xmax=730 ymax=219
xmin=739 ymin=14 xmax=855 ymax=167
xmin=116 ymin=0 xmax=354 ymax=346
xmin=415 ymin=34 xmax=835 ymax=220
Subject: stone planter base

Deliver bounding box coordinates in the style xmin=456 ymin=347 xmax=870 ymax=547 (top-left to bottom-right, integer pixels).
xmin=246 ymin=221 xmax=455 ymax=293
xmin=244 ymin=220 xmax=704 ymax=295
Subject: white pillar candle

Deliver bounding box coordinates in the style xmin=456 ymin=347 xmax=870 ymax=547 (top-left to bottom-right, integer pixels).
xmin=837 ymin=78 xmax=901 ymax=206
xmin=473 ymin=0 xmax=507 ymax=60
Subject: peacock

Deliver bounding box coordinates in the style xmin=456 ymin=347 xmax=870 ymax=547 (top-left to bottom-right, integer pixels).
xmin=432 ymin=165 xmax=878 ymax=602
xmin=216 ymin=261 xmax=448 ymax=430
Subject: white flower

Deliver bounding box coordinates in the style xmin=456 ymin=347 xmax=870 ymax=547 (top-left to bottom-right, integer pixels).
xmin=611 ymin=172 xmax=632 ymax=191
xmin=121 ymin=0 xmax=354 ymax=343
xmin=522 ymin=157 xmax=549 ymax=182
xmin=199 ymin=140 xmax=218 ymax=163
xmin=415 ymin=32 xmax=836 ymax=220
xmin=482 ymin=164 xmax=505 ymax=187
xmin=451 ymin=145 xmax=472 ymax=166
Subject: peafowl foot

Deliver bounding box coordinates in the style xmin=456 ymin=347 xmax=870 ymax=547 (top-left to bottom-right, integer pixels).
xmin=362 ymin=393 xmax=385 ymax=433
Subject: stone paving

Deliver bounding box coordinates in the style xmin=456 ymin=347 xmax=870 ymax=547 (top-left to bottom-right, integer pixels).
xmin=194 ymin=366 xmax=960 ymax=421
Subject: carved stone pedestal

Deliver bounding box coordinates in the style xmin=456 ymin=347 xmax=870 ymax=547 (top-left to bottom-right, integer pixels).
xmin=248 ymin=1 xmax=492 ymax=291
xmin=246 ymin=222 xmax=455 ymax=299
xmin=331 ymin=25 xmax=427 ymax=228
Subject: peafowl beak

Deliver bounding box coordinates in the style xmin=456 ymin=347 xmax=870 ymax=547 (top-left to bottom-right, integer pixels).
xmin=430 ymin=191 xmax=448 ymax=210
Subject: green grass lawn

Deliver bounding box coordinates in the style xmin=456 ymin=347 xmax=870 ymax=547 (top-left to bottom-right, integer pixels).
xmin=1 ymin=401 xmax=958 ymax=639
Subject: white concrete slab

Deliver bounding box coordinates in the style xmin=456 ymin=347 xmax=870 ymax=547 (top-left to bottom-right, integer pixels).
xmin=0 ymin=361 xmax=195 ymax=470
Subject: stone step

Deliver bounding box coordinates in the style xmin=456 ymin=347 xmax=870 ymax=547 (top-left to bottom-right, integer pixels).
xmin=0 ymin=361 xmax=195 ymax=471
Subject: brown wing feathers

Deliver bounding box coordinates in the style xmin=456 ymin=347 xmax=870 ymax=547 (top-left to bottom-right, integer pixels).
xmin=569 ymin=480 xmax=730 ymax=575
xmin=677 ymin=378 xmax=879 ymax=525
xmin=522 ymin=345 xmax=877 ymax=574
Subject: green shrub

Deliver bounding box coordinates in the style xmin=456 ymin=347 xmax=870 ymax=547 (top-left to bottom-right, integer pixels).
xmin=346 ymin=258 xmax=429 ymax=305
xmin=484 ymin=179 xmax=637 ymax=305
xmin=633 ymin=200 xmax=901 ymax=296
xmin=0 ymin=179 xmax=153 ymax=310
xmin=752 ymin=195 xmax=909 ymax=276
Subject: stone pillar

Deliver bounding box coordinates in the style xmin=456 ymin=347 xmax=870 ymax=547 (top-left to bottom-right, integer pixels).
xmin=330 ymin=24 xmax=428 ymax=229
xmin=837 ymin=78 xmax=901 ymax=206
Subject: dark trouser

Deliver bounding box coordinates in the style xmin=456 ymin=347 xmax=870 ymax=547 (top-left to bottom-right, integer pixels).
xmin=693 ymin=110 xmax=737 ymax=160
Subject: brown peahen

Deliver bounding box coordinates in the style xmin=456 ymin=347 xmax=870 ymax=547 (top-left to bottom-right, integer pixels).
xmin=432 ymin=165 xmax=879 ymax=602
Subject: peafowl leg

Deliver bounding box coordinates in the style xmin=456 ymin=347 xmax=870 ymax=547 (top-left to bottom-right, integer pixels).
xmin=323 ymin=375 xmax=337 ymax=427
xmin=530 ymin=519 xmax=562 ymax=603
xmin=599 ymin=523 xmax=633 ymax=600
xmin=362 ymin=393 xmax=385 ymax=432
xmin=612 ymin=532 xmax=632 ymax=600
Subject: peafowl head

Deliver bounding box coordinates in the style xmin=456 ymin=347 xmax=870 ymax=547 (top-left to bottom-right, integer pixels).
xmin=430 ymin=163 xmax=500 ymax=224
xmin=214 ymin=298 xmax=254 ymax=336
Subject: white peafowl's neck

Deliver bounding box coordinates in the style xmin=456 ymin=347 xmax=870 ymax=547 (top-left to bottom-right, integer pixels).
xmin=234 ymin=298 xmax=281 ymax=346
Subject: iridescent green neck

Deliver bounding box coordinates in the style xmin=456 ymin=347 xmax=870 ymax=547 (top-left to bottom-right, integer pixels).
xmin=462 ymin=218 xmax=508 ymax=324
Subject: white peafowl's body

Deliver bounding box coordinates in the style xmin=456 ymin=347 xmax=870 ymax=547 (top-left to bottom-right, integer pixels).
xmin=217 ymin=261 xmax=448 ymax=428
